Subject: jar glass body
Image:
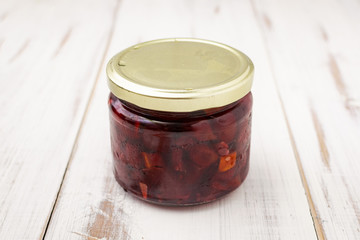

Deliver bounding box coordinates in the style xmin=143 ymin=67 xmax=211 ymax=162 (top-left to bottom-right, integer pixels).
xmin=108 ymin=92 xmax=253 ymax=206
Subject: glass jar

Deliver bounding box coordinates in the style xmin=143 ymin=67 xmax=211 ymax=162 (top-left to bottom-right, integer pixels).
xmin=106 ymin=39 xmax=254 ymax=206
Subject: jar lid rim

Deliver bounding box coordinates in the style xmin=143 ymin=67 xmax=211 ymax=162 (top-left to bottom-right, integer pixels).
xmin=106 ymin=38 xmax=254 ymax=112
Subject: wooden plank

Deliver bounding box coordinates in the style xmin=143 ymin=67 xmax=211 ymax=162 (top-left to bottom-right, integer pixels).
xmin=251 ymin=0 xmax=360 ymax=238
xmin=44 ymin=0 xmax=317 ymax=239
xmin=0 ymin=0 xmax=120 ymax=239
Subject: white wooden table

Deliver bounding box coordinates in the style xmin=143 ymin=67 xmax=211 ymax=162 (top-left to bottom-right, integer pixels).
xmin=1 ymin=0 xmax=360 ymax=239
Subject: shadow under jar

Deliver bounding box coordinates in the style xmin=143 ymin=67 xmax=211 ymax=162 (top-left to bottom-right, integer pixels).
xmin=106 ymin=38 xmax=254 ymax=206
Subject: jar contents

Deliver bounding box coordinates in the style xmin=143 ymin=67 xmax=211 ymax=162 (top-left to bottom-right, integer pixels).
xmin=109 ymin=92 xmax=252 ymax=205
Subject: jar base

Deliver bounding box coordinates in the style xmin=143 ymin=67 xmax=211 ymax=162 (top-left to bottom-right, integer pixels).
xmin=113 ymin=165 xmax=249 ymax=207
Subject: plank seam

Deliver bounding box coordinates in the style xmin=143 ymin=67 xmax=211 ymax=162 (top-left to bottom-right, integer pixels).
xmin=276 ymin=92 xmax=326 ymax=240
xmin=39 ymin=0 xmax=122 ymax=239
xmin=248 ymin=0 xmax=326 ymax=239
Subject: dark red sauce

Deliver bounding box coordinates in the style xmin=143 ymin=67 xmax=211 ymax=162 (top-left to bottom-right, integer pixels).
xmin=109 ymin=92 xmax=252 ymax=205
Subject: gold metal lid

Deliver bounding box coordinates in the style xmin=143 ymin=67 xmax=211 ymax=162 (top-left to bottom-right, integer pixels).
xmin=106 ymin=38 xmax=254 ymax=112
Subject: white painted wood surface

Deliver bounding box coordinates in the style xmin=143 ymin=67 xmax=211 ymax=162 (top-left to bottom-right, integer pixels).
xmin=0 ymin=0 xmax=119 ymax=239
xmin=251 ymin=0 xmax=360 ymax=238
xmin=1 ymin=0 xmax=359 ymax=239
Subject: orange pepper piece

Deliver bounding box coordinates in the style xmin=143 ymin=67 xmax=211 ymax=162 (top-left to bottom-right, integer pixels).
xmin=143 ymin=152 xmax=151 ymax=168
xmin=218 ymin=152 xmax=237 ymax=172
xmin=139 ymin=182 xmax=148 ymax=199
xmin=142 ymin=152 xmax=163 ymax=168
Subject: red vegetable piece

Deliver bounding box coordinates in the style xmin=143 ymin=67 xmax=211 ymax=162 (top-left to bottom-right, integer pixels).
xmin=110 ymin=96 xmax=141 ymax=142
xmin=213 ymin=112 xmax=237 ymax=143
xmin=142 ymin=152 xmax=164 ymax=168
xmin=193 ymin=121 xmax=217 ymax=141
xmin=151 ymin=171 xmax=191 ymax=202
xmin=109 ymin=117 xmax=128 ymax=143
xmin=111 ymin=115 xmax=140 ymax=143
xmin=142 ymin=132 xmax=162 ymax=151
xmin=215 ymin=141 xmax=229 ymax=156
xmin=124 ymin=144 xmax=143 ymax=169
xmin=171 ymin=148 xmax=185 ymax=172
xmin=218 ymin=152 xmax=237 ymax=172
xmin=142 ymin=167 xmax=164 ymax=187
xmin=139 ymin=182 xmax=148 ymax=199
xmin=233 ymin=92 xmax=252 ymax=120
xmin=219 ymin=126 xmax=237 ymax=143
xmin=190 ymin=144 xmax=218 ymax=168
xmin=173 ymin=135 xmax=196 ymax=150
